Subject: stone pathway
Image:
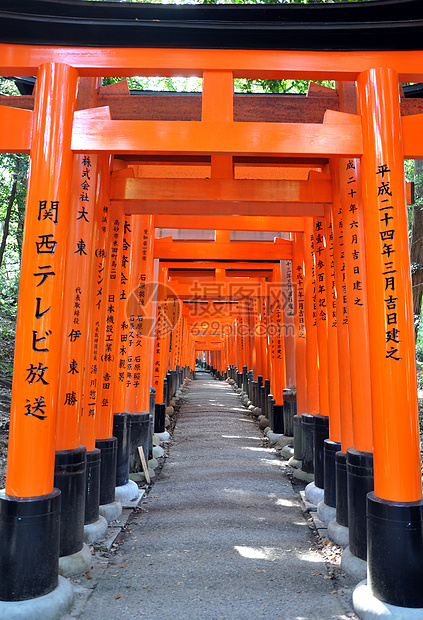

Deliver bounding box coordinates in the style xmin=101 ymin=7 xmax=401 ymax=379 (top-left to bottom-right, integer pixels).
xmin=66 ymin=373 xmax=357 ymax=620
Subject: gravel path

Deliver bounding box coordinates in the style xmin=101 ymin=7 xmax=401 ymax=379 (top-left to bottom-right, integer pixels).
xmin=66 ymin=373 xmax=357 ymax=620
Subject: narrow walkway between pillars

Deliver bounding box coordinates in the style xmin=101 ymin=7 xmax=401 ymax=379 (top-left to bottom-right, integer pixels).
xmin=66 ymin=373 xmax=356 ymax=620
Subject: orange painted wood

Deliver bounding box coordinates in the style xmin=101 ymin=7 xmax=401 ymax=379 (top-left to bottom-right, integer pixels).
xmin=0 ymin=105 xmax=32 ymax=153
xmin=6 ymin=62 xmax=78 ymax=497
xmin=111 ymin=176 xmax=332 ymax=203
xmin=95 ymin=202 xmax=124 ymax=440
xmin=338 ymin=157 xmax=372 ymax=454
xmin=292 ymin=233 xmax=307 ymax=415
xmin=270 ymin=265 xmax=286 ymax=403
xmin=3 ymin=44 xmax=423 ymax=82
xmin=324 ymin=205 xmax=341 ymax=443
xmin=401 ymin=113 xmax=423 ymax=159
xmin=154 ymin=215 xmax=305 ymax=232
xmin=56 ymin=154 xmax=97 ymax=451
xmin=280 ymin=260 xmax=296 ymax=390
xmin=202 ymin=70 xmax=233 ymax=122
xmin=125 ymin=215 xmax=155 ymax=414
xmin=314 ymin=215 xmax=329 ymax=418
xmin=80 ymin=154 xmax=113 ymax=452
xmin=330 ymin=161 xmax=354 ymax=454
xmin=121 ymin=199 xmax=324 ymax=217
xmin=357 ymin=67 xmax=421 ymax=502
xmin=112 ymin=214 xmax=133 ymax=414
xmin=71 ymin=118 xmax=362 ymax=157
xmin=153 ymin=240 xmax=292 ymax=261
xmin=303 ymin=218 xmax=320 ymax=415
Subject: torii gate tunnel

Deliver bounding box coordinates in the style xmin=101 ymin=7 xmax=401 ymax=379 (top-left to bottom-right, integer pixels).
xmin=1 ymin=0 xmax=423 ymax=617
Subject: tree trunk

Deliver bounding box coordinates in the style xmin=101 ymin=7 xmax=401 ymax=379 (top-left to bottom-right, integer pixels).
xmin=411 ymin=159 xmax=423 ymax=340
xmin=0 ymin=158 xmax=19 ymax=271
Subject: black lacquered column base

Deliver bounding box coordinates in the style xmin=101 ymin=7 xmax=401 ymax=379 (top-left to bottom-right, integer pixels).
xmin=54 ymin=446 xmax=86 ymax=557
xmin=335 ymin=451 xmax=348 ymax=527
xmin=347 ymin=447 xmax=373 ymax=561
xmin=301 ymin=413 xmax=315 ymax=474
xmin=95 ymin=437 xmax=117 ymax=505
xmin=85 ymin=448 xmax=101 ymax=525
xmin=367 ymin=492 xmax=423 ymax=608
xmin=293 ymin=414 xmax=303 ymax=459
xmin=273 ymin=404 xmax=284 ymax=434
xmin=129 ymin=412 xmax=149 ymax=473
xmin=323 ymin=440 xmax=341 ymax=508
xmin=113 ymin=413 xmax=131 ymax=487
xmin=313 ymin=414 xmax=329 ymax=489
xmin=0 ymin=489 xmax=60 ymax=601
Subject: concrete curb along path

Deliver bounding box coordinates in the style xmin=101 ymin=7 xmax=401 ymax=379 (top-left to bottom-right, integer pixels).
xmin=64 ymin=373 xmax=357 ymax=620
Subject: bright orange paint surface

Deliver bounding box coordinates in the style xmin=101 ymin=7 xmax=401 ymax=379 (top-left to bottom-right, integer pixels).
xmin=6 ymin=63 xmax=78 ymax=497
xmin=358 ymin=68 xmax=421 ymax=502
xmin=303 ymin=218 xmax=320 ymax=415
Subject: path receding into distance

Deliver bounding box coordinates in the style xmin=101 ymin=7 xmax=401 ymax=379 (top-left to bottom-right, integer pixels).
xmin=67 ymin=372 xmax=357 ymax=620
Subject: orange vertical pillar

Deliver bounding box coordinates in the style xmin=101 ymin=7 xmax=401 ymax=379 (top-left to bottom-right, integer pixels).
xmin=80 ymin=154 xmax=112 ymax=529
xmin=292 ymin=233 xmax=307 ymax=416
xmin=337 ymin=156 xmax=374 ymax=560
xmin=126 ymin=215 xmax=155 ymax=414
xmin=112 ymin=214 xmax=136 ymax=497
xmin=54 ymin=153 xmax=97 ymax=560
xmin=281 ymin=259 xmax=296 ymax=388
xmin=0 ymin=62 xmax=78 ymax=603
xmin=113 ymin=215 xmax=132 ymax=416
xmin=319 ymin=202 xmax=342 ymax=517
xmin=301 ymin=218 xmax=319 ymax=475
xmin=152 ymin=266 xmax=168 ymax=404
xmin=311 ymin=214 xmax=330 ymax=497
xmin=329 ymin=162 xmax=354 ymax=539
xmin=354 ymin=67 xmax=423 ymax=610
xmin=95 ymin=202 xmax=124 ymax=509
xmin=291 ymin=232 xmax=307 ymax=467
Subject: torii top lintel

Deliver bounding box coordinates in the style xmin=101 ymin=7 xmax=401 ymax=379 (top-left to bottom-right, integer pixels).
xmin=2 ymin=0 xmax=423 ymax=82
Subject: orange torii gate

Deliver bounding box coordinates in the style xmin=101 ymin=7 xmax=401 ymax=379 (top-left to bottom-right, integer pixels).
xmin=1 ymin=2 xmax=423 ymax=616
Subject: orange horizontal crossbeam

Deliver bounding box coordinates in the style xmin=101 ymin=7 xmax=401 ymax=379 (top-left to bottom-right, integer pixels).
xmin=154 ymin=215 xmax=305 ymax=232
xmin=72 ymin=119 xmax=362 ymax=157
xmin=163 ymin=261 xmax=276 ymax=271
xmin=111 ymin=174 xmax=331 ymax=203
xmin=154 ymin=239 xmax=292 ymax=261
xmin=3 ymin=44 xmax=423 ymax=82
xmin=122 ymin=199 xmax=323 ymax=217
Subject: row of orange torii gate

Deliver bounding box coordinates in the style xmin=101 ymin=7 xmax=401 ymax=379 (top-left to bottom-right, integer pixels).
xmin=2 ymin=42 xmax=423 ymax=618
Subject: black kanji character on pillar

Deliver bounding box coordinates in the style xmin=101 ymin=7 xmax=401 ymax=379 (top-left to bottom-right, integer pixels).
xmin=33 ymin=265 xmax=55 ymax=286
xmin=64 ymin=391 xmax=77 ymax=406
xmin=36 ymin=235 xmax=57 ymax=254
xmin=68 ymin=329 xmax=82 ymax=342
xmin=32 ymin=330 xmax=52 ymax=352
xmin=25 ymin=362 xmax=49 ymax=385
xmin=25 ymin=396 xmax=47 ymax=420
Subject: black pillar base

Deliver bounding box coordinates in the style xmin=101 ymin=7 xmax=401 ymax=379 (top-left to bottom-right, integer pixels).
xmin=154 ymin=403 xmax=166 ymax=434
xmin=129 ymin=412 xmax=150 ymax=473
xmin=323 ymin=440 xmax=341 ymax=508
xmin=95 ymin=437 xmax=117 ymax=506
xmin=335 ymin=451 xmax=348 ymax=527
xmin=54 ymin=446 xmax=86 ymax=558
xmin=313 ymin=414 xmax=329 ymax=490
xmin=0 ymin=489 xmax=60 ymax=601
xmin=293 ymin=414 xmax=302 ymax=459
xmin=113 ymin=413 xmax=131 ymax=487
xmin=85 ymin=448 xmax=101 ymax=526
xmin=273 ymin=404 xmax=284 ymax=434
xmin=367 ymin=492 xmax=423 ymax=608
xmin=301 ymin=413 xmax=315 ymax=474
xmin=283 ymin=389 xmax=297 ymax=437
xmin=347 ymin=447 xmax=374 ymax=561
